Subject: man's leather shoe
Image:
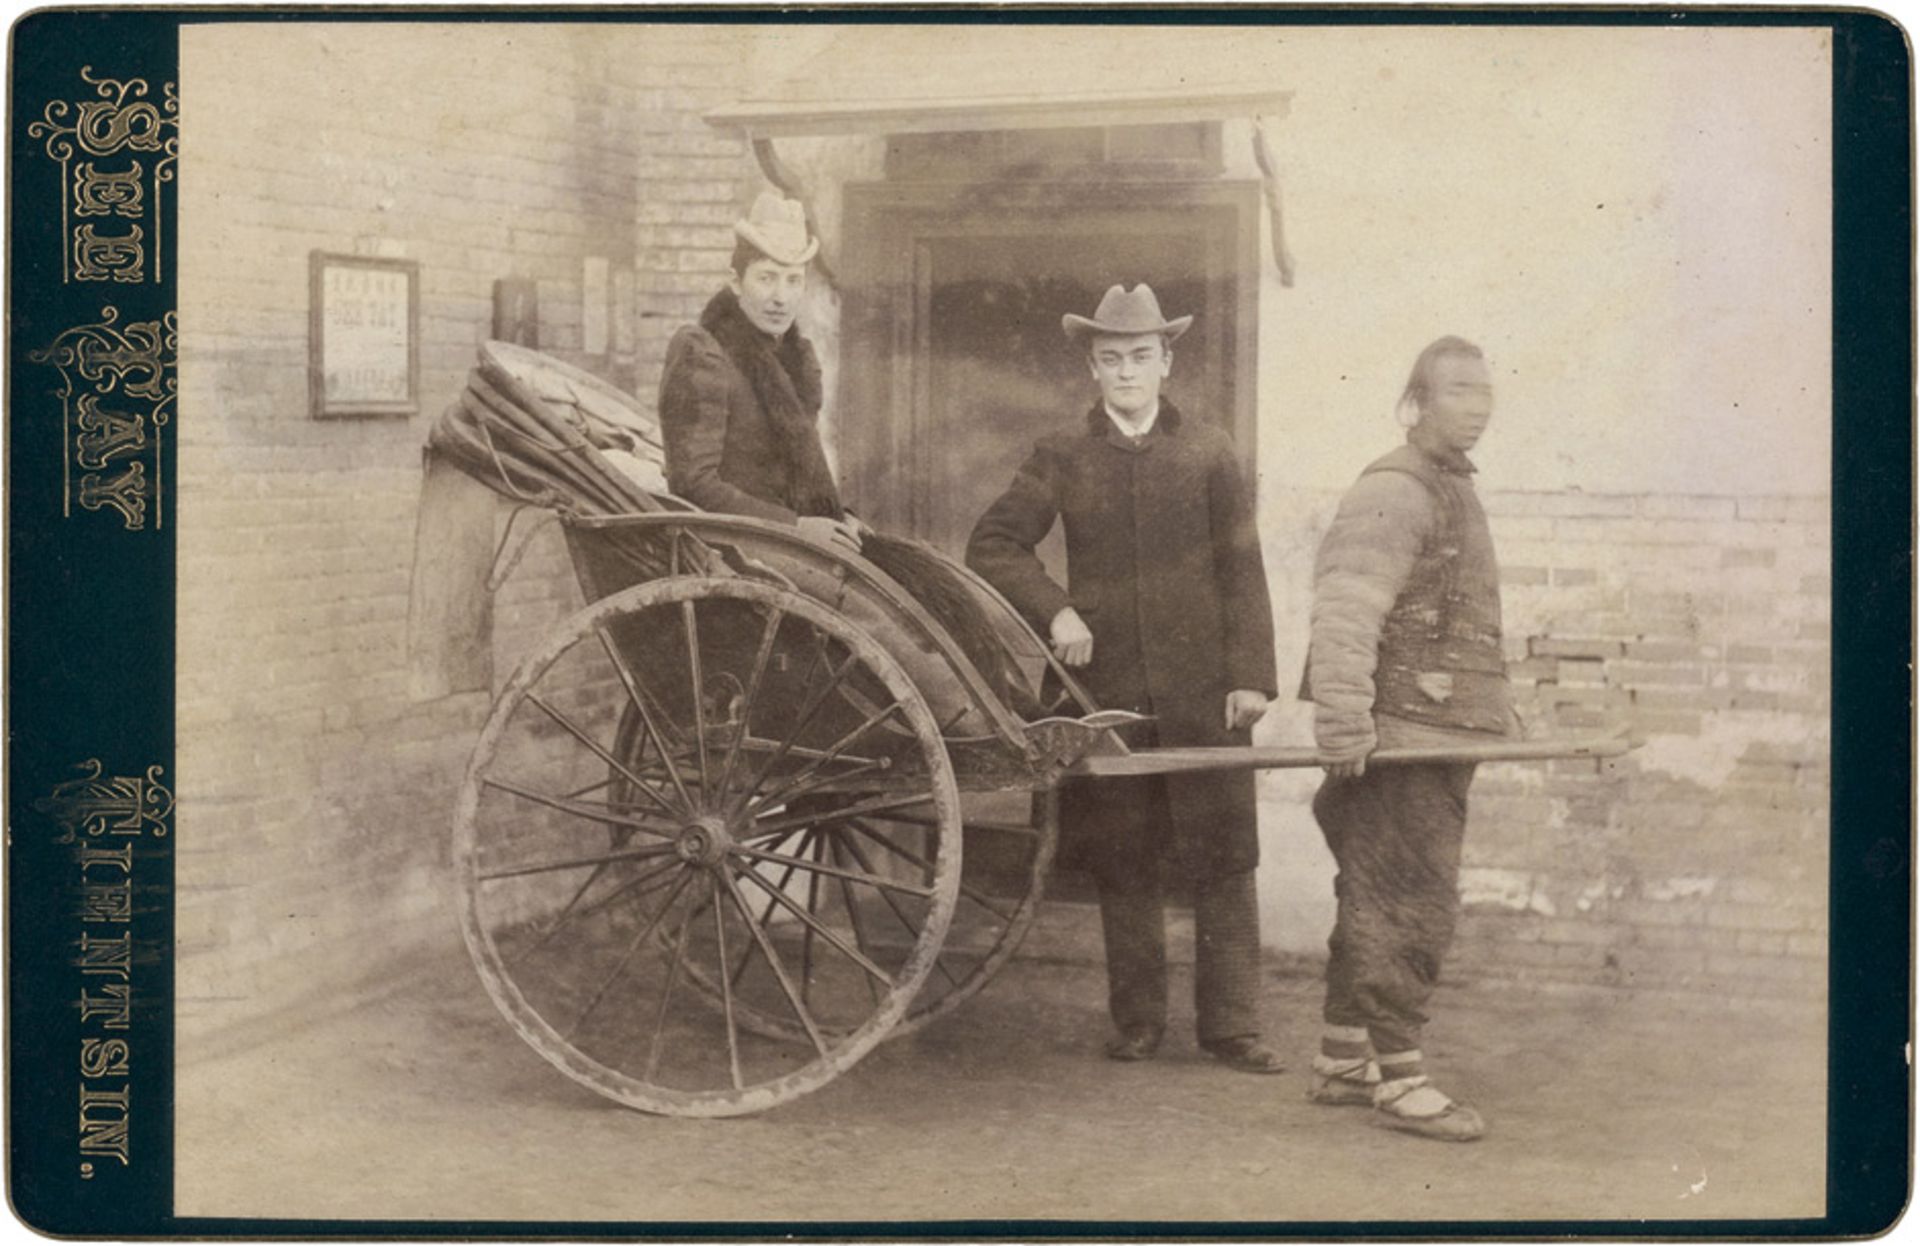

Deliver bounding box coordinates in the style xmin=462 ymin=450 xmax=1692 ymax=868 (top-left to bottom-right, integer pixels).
xmin=1201 ymin=1035 xmax=1289 ymax=1074
xmin=1103 ymin=1028 xmax=1163 ymax=1061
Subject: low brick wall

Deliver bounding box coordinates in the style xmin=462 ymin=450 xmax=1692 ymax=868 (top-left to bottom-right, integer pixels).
xmin=1451 ymin=491 xmax=1829 ymax=998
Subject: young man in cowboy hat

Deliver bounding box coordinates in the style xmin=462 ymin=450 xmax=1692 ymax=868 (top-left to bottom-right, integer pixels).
xmin=1301 ymin=335 xmax=1513 ymax=1141
xmin=967 ymin=284 xmax=1283 ymax=1073
xmin=658 ymin=190 xmax=862 ymax=551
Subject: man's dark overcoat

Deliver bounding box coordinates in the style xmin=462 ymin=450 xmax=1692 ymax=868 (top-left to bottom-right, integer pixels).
xmin=967 ymin=400 xmax=1277 ymax=881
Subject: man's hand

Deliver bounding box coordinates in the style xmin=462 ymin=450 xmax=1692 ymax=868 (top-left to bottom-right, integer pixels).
xmin=1225 ymin=689 xmax=1269 ymax=732
xmin=798 ymin=515 xmax=863 ymax=553
xmin=1325 ymin=754 xmax=1369 ymax=779
xmin=1049 ymin=606 xmax=1094 ymax=667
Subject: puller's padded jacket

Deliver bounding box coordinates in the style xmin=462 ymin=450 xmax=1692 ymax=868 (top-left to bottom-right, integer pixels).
xmin=1306 ymin=436 xmax=1512 ymax=761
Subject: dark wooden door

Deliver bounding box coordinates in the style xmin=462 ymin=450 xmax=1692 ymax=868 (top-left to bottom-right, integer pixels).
xmin=840 ymin=182 xmax=1261 ymax=575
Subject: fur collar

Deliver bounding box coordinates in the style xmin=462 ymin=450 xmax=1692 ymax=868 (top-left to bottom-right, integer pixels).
xmin=700 ymin=288 xmax=842 ymax=518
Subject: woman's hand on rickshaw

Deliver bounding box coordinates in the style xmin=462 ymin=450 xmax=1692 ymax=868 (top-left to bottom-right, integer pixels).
xmin=799 ymin=515 xmax=864 ymax=553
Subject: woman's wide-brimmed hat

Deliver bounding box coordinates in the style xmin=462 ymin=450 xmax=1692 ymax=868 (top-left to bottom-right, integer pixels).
xmin=1062 ymin=283 xmax=1194 ymax=342
xmin=733 ymin=191 xmax=819 ymax=267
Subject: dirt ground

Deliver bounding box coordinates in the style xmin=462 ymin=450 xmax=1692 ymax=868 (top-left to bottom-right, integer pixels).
xmin=175 ymin=927 xmax=1826 ymax=1228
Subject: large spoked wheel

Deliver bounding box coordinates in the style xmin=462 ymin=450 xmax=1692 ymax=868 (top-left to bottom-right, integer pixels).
xmin=453 ymin=576 xmax=962 ymax=1117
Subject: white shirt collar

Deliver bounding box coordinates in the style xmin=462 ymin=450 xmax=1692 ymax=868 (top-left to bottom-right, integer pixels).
xmin=1104 ymin=401 xmax=1159 ymax=439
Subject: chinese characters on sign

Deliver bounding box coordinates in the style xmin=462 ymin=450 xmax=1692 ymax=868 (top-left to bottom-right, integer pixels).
xmin=310 ymin=253 xmax=420 ymax=418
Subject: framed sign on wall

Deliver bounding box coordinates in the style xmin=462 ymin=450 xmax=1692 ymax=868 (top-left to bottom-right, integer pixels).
xmin=309 ymin=251 xmax=420 ymax=418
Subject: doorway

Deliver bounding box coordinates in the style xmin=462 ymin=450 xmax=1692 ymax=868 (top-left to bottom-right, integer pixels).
xmin=839 ymin=178 xmax=1261 ymax=573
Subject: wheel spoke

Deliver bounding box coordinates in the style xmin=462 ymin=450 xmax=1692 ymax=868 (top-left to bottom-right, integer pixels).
xmin=722 ymin=828 xmax=807 ymax=989
xmin=682 ymin=600 xmax=714 ymax=800
xmin=750 ymin=700 xmax=903 ymax=812
xmin=478 ymin=838 xmax=676 ymax=883
xmin=644 ymin=885 xmax=699 ymax=1082
xmin=596 ymin=625 xmax=697 ymax=813
xmin=479 ymin=774 xmax=681 ymax=841
xmin=732 ymin=648 xmax=863 ymax=813
xmin=715 ymin=607 xmax=784 ymax=804
xmin=573 ymin=853 xmax=695 ymax=925
xmin=846 ymin=818 xmax=1019 ymax=924
xmin=738 ymin=861 xmax=896 ymax=992
xmin=747 ymin=791 xmax=944 ymax=840
xmin=508 ymin=854 xmax=677 ymax=968
xmin=709 ymin=875 xmax=744 ymax=1090
xmin=563 ymin=869 xmax=694 ymax=1042
xmin=524 ymin=692 xmax=681 ymax=821
xmin=718 ymin=865 xmax=830 ymax=1057
xmin=754 ymin=759 xmax=890 ymax=809
xmin=800 ymin=847 xmax=822 ymax=1009
xmin=735 ymin=736 xmax=881 ymax=768
xmin=562 ymin=774 xmax=615 ymax=801
xmin=731 ymin=842 xmax=937 ymax=899
xmin=509 ymin=860 xmax=614 ymax=968
xmin=832 ymin=828 xmax=961 ymax=990
xmin=827 ymin=835 xmax=885 ymax=1007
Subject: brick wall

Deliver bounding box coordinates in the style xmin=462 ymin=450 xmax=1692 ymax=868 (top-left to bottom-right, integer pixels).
xmin=176 ymin=26 xmax=750 ymax=1051
xmin=1452 ymin=491 xmax=1829 ymax=998
xmin=1255 ymin=488 xmax=1827 ymax=1001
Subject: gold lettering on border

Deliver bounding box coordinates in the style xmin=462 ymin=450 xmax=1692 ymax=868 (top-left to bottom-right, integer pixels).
xmin=27 ymin=68 xmax=176 ymax=283
xmin=79 ymin=1038 xmax=131 ymax=1079
xmin=26 ymin=314 xmax=176 ymax=530
xmin=36 ymin=759 xmax=174 ymax=842
xmin=80 ymin=879 xmax=133 ymax=925
xmin=77 ymin=983 xmax=132 ymax=1030
xmin=46 ymin=762 xmax=167 ymax=1178
xmin=78 ymin=1086 xmax=131 ymax=1167
xmin=73 ymin=224 xmax=146 ymax=283
xmin=73 ymin=393 xmax=148 ymax=470
xmin=76 ymin=842 xmax=135 ymax=876
xmin=73 ymin=162 xmax=145 ymax=218
xmin=77 ymin=931 xmax=133 ymax=980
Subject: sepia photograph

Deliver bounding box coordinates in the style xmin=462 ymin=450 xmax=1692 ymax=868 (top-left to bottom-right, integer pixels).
xmin=157 ymin=15 xmax=1841 ymax=1227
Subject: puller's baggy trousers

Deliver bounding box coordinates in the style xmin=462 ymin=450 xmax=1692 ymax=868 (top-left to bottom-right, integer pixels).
xmin=1312 ymin=760 xmax=1477 ymax=1056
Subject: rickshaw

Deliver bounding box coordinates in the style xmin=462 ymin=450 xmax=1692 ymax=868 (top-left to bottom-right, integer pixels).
xmin=437 ymin=342 xmax=1633 ymax=1118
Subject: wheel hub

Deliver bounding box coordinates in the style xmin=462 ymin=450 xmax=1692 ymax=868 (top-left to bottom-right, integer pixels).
xmin=675 ymin=815 xmax=733 ymax=866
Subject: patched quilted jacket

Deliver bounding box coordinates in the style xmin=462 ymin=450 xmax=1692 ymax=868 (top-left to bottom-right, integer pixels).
xmin=1306 ymin=429 xmax=1513 ymax=761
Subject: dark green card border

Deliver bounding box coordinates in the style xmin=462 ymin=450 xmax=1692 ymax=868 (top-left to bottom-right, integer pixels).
xmin=5 ymin=6 xmax=1909 ymax=1238
xmin=8 ymin=7 xmax=178 ymax=1236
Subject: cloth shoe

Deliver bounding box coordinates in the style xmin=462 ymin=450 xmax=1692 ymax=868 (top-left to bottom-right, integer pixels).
xmin=1104 ymin=1028 xmax=1163 ymax=1062
xmin=1200 ymin=1035 xmax=1288 ymax=1074
xmin=1371 ymin=1075 xmax=1486 ymax=1142
xmin=1307 ymin=1054 xmax=1380 ymax=1106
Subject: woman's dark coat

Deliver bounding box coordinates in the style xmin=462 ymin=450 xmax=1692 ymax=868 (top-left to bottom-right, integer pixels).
xmin=656 ymin=289 xmax=841 ymax=524
xmin=967 ymin=400 xmax=1277 ymax=881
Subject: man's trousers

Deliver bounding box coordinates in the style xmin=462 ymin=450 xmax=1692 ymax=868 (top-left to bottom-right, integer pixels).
xmin=1312 ymin=761 xmax=1477 ymax=1055
xmin=1097 ymin=865 xmax=1264 ymax=1045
